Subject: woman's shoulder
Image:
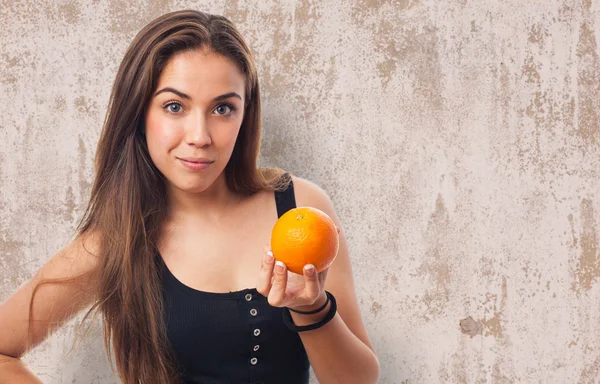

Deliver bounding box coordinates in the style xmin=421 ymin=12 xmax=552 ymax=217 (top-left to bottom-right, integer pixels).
xmin=288 ymin=174 xmax=339 ymax=220
xmin=253 ymin=170 xmax=339 ymax=220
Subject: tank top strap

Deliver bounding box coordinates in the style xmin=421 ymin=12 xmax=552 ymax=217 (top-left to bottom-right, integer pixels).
xmin=274 ymin=172 xmax=297 ymax=218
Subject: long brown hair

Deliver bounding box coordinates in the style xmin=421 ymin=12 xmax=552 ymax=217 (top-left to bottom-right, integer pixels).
xmin=34 ymin=9 xmax=288 ymax=384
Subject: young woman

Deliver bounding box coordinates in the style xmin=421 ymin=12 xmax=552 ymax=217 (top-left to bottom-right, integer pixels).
xmin=0 ymin=10 xmax=379 ymax=384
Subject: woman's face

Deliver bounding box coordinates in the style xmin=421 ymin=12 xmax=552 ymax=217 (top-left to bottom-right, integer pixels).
xmin=144 ymin=49 xmax=246 ymax=194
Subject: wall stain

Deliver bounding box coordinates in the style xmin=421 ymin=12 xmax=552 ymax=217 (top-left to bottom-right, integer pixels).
xmin=78 ymin=137 xmax=92 ymax=199
xmin=579 ymin=355 xmax=600 ymax=384
xmin=571 ymin=198 xmax=599 ymax=293
xmin=74 ymin=96 xmax=98 ymax=115
xmin=515 ymin=79 xmax=576 ymax=179
xmin=477 ymin=276 xmax=507 ymax=340
xmin=528 ymin=23 xmax=549 ymax=47
xmin=374 ymin=18 xmax=400 ymax=88
xmin=107 ymin=0 xmax=172 ymax=37
xmin=55 ymin=1 xmax=82 ymax=24
xmin=62 ymin=185 xmax=77 ymax=224
xmin=0 ymin=51 xmax=36 ymax=86
xmin=222 ymin=0 xmax=250 ymax=24
xmin=0 ymin=152 xmax=4 ymax=214
xmin=522 ymin=55 xmax=541 ymax=85
xmin=488 ymin=277 xmax=513 ymax=381
xmin=390 ymin=273 xmax=399 ymax=286
xmin=568 ymin=213 xmax=579 ymax=248
xmin=0 ymin=235 xmax=27 ymax=294
xmin=294 ymin=0 xmax=318 ymax=24
xmin=350 ymin=1 xmax=424 ymax=89
xmin=351 ymin=0 xmax=416 ymax=25
xmin=370 ymin=301 xmax=383 ymax=316
xmin=492 ymin=363 xmax=516 ymax=384
xmin=254 ymin=3 xmax=322 ymax=102
xmin=419 ymin=193 xmax=452 ymax=319
xmin=450 ymin=340 xmax=469 ymax=383
xmin=55 ymin=95 xmax=67 ymax=112
xmin=576 ymin=22 xmax=599 ymax=147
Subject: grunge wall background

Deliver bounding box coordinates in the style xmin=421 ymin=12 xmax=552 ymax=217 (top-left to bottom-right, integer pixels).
xmin=1 ymin=0 xmax=599 ymax=382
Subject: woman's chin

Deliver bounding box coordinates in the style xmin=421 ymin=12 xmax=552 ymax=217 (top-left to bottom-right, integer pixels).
xmin=168 ymin=176 xmax=221 ymax=195
xmin=174 ymin=182 xmax=212 ymax=194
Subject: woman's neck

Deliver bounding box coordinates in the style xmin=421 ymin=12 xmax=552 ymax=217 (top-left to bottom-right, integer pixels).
xmin=165 ymin=173 xmax=243 ymax=224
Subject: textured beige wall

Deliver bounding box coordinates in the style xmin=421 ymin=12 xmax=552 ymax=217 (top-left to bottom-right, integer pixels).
xmin=1 ymin=0 xmax=600 ymax=383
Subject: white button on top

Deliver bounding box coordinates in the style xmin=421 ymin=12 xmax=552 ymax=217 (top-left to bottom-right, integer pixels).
xmin=250 ymin=357 xmax=258 ymax=365
xmin=253 ymin=345 xmax=260 ymax=352
xmin=250 ymin=308 xmax=258 ymax=316
xmin=253 ymin=328 xmax=261 ymax=336
xmin=245 ymin=293 xmax=252 ymax=301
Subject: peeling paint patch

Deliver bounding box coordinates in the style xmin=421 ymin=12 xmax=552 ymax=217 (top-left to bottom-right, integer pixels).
xmin=478 ymin=277 xmax=507 ymax=341
xmin=480 ymin=312 xmax=503 ymax=338
xmin=459 ymin=316 xmax=481 ymax=337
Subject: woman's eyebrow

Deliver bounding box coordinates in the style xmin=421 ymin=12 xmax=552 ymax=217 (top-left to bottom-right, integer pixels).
xmin=153 ymin=87 xmax=242 ymax=102
xmin=213 ymin=92 xmax=243 ymax=102
xmin=153 ymin=87 xmax=190 ymax=99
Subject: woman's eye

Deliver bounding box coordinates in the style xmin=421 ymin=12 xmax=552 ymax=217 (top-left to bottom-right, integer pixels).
xmin=215 ymin=104 xmax=233 ymax=115
xmin=164 ymin=102 xmax=183 ymax=114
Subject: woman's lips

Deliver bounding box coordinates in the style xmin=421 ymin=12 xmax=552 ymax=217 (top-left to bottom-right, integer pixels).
xmin=178 ymin=158 xmax=213 ymax=171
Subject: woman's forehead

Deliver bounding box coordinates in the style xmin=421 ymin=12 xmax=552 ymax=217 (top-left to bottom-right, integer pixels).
xmin=156 ymin=50 xmax=246 ymax=99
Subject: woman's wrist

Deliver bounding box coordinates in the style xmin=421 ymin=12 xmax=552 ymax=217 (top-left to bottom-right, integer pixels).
xmin=288 ymin=291 xmax=328 ymax=313
xmin=282 ymin=291 xmax=338 ymax=331
xmin=288 ymin=291 xmax=330 ymax=326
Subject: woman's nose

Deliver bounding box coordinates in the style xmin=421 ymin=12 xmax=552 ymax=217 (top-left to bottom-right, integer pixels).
xmin=185 ymin=112 xmax=211 ymax=147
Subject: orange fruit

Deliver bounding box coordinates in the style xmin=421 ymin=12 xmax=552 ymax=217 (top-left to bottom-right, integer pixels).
xmin=270 ymin=207 xmax=339 ymax=275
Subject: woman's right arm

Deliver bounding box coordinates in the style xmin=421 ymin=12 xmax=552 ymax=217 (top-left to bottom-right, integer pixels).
xmin=0 ymin=230 xmax=102 ymax=383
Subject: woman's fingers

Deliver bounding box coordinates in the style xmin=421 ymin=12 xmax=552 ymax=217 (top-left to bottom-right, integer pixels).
xmin=256 ymin=247 xmax=275 ymax=297
xmin=267 ymin=260 xmax=288 ymax=306
xmin=259 ymin=244 xmax=329 ymax=308
xmin=302 ymin=264 xmax=321 ymax=300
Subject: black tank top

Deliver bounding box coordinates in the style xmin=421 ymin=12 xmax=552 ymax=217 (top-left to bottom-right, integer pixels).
xmin=160 ymin=174 xmax=309 ymax=384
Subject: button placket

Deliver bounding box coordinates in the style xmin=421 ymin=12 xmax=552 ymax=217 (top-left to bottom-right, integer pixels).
xmin=245 ymin=290 xmax=262 ymax=370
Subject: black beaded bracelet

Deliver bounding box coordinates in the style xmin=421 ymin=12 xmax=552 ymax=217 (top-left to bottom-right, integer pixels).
xmin=282 ymin=291 xmax=337 ymax=333
xmin=288 ymin=294 xmax=330 ymax=314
